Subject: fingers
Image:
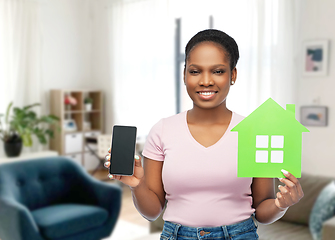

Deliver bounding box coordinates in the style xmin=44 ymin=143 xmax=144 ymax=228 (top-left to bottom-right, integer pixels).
xmin=280 ymin=169 xmax=304 ymax=198
xmin=104 ymin=161 xmax=110 ymax=168
xmin=134 ymin=155 xmax=142 ymax=167
xmin=275 ymin=191 xmax=289 ymax=210
xmin=104 ymin=153 xmax=142 ymax=181
xmin=108 ymin=174 xmax=122 ymax=181
xmin=276 ymin=169 xmax=304 ymax=209
xmin=277 ymin=185 xmax=293 ymax=207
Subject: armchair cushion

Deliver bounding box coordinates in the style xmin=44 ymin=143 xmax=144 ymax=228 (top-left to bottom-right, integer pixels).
xmin=309 ymin=181 xmax=335 ymax=240
xmin=32 ymin=204 xmax=108 ymax=239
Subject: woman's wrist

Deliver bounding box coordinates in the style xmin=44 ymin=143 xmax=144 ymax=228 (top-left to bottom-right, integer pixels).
xmin=129 ymin=176 xmax=145 ymax=191
xmin=274 ymin=201 xmax=289 ymax=212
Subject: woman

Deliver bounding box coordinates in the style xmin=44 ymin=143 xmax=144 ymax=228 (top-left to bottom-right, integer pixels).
xmin=104 ymin=29 xmax=304 ymax=240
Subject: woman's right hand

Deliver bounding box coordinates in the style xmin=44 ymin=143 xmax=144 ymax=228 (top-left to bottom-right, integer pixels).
xmin=104 ymin=148 xmax=144 ymax=189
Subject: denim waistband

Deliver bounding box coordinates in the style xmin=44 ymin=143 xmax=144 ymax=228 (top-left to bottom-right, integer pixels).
xmin=161 ymin=215 xmax=258 ymax=240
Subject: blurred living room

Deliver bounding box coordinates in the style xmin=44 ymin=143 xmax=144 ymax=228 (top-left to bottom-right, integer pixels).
xmin=0 ymin=0 xmax=334 ymax=239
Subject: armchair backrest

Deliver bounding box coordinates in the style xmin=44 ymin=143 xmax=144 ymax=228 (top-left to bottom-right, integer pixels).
xmin=0 ymin=157 xmax=92 ymax=211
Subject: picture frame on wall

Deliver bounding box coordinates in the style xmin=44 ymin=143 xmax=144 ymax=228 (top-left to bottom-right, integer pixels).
xmin=302 ymin=40 xmax=329 ymax=76
xmin=300 ymin=106 xmax=328 ymax=126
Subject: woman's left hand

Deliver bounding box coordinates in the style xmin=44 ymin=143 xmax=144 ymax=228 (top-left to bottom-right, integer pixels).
xmin=275 ymin=169 xmax=304 ymax=210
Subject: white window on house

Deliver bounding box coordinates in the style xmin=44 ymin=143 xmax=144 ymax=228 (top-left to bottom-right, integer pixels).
xmin=255 ymin=135 xmax=284 ymax=163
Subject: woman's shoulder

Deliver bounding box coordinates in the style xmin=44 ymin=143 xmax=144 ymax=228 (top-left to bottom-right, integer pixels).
xmin=154 ymin=111 xmax=186 ymax=126
xmin=149 ymin=111 xmax=186 ymax=132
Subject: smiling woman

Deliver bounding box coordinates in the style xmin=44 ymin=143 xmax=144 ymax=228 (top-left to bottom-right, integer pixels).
xmin=105 ymin=29 xmax=304 ymax=240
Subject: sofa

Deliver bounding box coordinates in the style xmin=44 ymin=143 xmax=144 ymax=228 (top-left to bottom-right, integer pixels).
xmin=148 ymin=173 xmax=335 ymax=240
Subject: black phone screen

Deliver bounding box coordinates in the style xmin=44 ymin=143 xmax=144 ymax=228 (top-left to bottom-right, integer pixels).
xmin=109 ymin=125 xmax=137 ymax=176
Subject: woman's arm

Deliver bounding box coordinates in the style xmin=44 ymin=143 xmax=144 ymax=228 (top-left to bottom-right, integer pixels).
xmin=110 ymin=155 xmax=165 ymax=221
xmin=251 ymin=170 xmax=304 ymax=224
xmin=130 ymin=157 xmax=166 ymax=221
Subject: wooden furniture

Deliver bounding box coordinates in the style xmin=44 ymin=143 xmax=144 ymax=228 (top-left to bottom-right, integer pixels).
xmin=49 ymin=89 xmax=103 ymax=171
xmin=0 ymin=150 xmax=58 ymax=164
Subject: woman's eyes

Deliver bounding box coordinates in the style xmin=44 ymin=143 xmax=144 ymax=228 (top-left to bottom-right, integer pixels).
xmin=214 ymin=70 xmax=224 ymax=74
xmin=189 ymin=70 xmax=225 ymax=74
xmin=189 ymin=70 xmax=198 ymax=74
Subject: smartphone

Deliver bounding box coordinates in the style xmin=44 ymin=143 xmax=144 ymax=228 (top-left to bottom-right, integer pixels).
xmin=109 ymin=125 xmax=137 ymax=176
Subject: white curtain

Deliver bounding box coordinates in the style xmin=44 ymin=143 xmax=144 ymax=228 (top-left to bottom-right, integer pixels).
xmin=108 ymin=0 xmax=301 ymax=134
xmin=107 ymin=0 xmax=175 ymax=137
xmin=226 ymin=0 xmax=301 ymax=115
xmin=0 ymin=0 xmax=42 ymax=154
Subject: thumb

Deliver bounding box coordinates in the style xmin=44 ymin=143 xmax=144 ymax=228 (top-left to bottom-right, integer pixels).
xmin=134 ymin=155 xmax=142 ymax=167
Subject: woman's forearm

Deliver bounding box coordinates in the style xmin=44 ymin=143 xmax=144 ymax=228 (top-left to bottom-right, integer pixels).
xmin=130 ymin=177 xmax=165 ymax=221
xmin=254 ymin=198 xmax=288 ymax=224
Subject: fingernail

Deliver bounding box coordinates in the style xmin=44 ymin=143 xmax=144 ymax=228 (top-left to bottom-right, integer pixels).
xmin=281 ymin=169 xmax=288 ymax=175
xmin=105 ymin=155 xmax=110 ymax=160
xmin=278 ymin=178 xmax=283 ymax=181
xmin=104 ymin=162 xmax=109 ymax=168
xmin=108 ymin=174 xmax=113 ymax=179
xmin=135 ymin=155 xmax=140 ymax=160
xmin=278 ymin=185 xmax=282 ymax=189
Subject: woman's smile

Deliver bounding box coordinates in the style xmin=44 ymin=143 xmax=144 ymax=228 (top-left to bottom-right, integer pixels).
xmin=197 ymin=91 xmax=218 ymax=100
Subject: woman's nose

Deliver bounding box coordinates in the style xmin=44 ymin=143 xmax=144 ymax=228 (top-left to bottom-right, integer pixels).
xmin=199 ymin=73 xmax=214 ymax=86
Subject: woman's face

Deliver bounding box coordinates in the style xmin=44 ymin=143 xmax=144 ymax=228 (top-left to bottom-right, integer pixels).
xmin=184 ymin=42 xmax=236 ymax=110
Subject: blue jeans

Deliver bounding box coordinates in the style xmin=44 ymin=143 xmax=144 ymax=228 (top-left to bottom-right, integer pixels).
xmin=160 ymin=216 xmax=258 ymax=240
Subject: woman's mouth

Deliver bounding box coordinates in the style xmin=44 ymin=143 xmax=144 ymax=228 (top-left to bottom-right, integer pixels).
xmin=197 ymin=91 xmax=217 ymax=100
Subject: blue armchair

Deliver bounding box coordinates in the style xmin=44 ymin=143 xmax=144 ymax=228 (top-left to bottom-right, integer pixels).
xmin=0 ymin=156 xmax=122 ymax=240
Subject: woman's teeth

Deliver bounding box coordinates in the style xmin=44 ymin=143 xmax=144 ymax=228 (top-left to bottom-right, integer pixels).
xmin=199 ymin=92 xmax=215 ymax=96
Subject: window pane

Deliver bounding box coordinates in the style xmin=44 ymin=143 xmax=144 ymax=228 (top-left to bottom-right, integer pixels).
xmin=256 ymin=135 xmax=269 ymax=148
xmin=256 ymin=150 xmax=268 ymax=163
xmin=271 ymin=135 xmax=284 ymax=148
xmin=271 ymin=151 xmax=283 ymax=163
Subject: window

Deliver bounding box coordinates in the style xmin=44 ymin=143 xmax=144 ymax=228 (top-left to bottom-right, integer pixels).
xmin=255 ymin=135 xmax=284 ymax=163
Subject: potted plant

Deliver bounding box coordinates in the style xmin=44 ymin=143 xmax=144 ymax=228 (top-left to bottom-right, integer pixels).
xmin=0 ymin=102 xmax=59 ymax=157
xmin=84 ymin=97 xmax=93 ymax=111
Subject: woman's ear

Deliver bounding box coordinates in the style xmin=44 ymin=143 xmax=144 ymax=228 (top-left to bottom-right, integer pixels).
xmin=183 ymin=68 xmax=186 ymax=85
xmin=231 ymin=67 xmax=237 ymax=85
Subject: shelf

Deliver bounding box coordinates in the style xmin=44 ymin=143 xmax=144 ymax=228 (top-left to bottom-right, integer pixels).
xmin=84 ymin=110 xmax=101 ymax=113
xmin=50 ymin=89 xmax=104 ymax=171
xmin=64 ymin=110 xmax=83 ymax=113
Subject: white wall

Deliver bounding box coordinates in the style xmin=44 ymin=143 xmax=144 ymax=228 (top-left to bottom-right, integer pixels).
xmin=298 ymin=0 xmax=335 ymax=177
xmin=90 ymin=0 xmax=114 ymax=134
xmin=39 ymin=0 xmax=94 ymax=111
xmin=39 ymin=0 xmax=113 ymax=133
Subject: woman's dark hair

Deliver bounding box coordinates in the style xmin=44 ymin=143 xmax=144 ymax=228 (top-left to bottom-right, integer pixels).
xmin=184 ymin=29 xmax=239 ymax=70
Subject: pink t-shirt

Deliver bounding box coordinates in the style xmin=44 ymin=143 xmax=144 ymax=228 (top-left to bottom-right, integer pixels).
xmin=142 ymin=111 xmax=255 ymax=227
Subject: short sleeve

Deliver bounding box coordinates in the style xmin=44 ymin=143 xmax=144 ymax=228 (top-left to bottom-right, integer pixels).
xmin=142 ymin=119 xmax=165 ymax=161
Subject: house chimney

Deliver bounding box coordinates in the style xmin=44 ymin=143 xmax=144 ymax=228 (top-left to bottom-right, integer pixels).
xmin=286 ymin=104 xmax=295 ymax=117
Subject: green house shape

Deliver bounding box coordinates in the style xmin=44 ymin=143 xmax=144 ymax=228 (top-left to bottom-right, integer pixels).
xmin=231 ymin=98 xmax=309 ymax=178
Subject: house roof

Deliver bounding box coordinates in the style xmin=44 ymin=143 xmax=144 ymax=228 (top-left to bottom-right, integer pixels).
xmin=231 ymin=98 xmax=309 ymax=133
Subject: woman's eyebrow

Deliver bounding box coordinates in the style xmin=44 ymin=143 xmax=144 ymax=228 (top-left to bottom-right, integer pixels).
xmin=188 ymin=64 xmax=227 ymax=68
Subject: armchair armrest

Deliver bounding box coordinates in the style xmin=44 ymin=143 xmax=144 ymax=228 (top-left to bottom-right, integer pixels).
xmin=322 ymin=216 xmax=335 ymax=240
xmin=0 ymin=197 xmax=44 ymax=240
xmin=86 ymin=177 xmax=122 ymax=215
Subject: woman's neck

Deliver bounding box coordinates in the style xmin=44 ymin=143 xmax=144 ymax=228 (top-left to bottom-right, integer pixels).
xmin=187 ymin=103 xmax=232 ymax=125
